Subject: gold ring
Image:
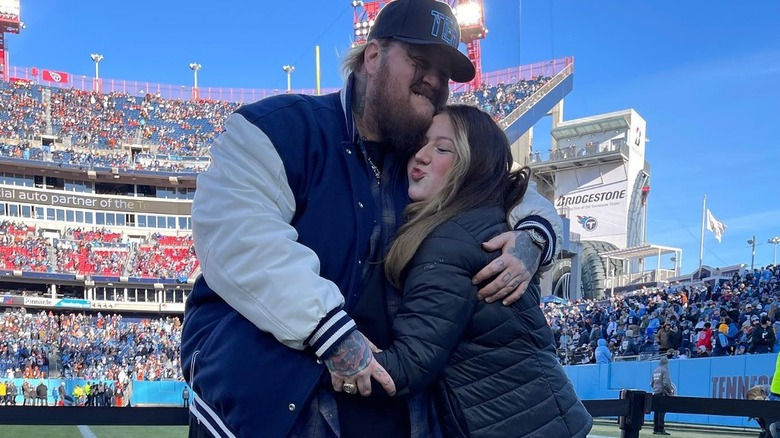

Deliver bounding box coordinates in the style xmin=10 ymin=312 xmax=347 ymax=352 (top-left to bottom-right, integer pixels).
xmin=342 ymin=382 xmax=358 ymax=395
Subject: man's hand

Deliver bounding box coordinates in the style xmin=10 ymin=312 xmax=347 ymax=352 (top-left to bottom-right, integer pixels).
xmin=325 ymin=330 xmax=396 ymax=396
xmin=472 ymin=230 xmax=542 ymax=305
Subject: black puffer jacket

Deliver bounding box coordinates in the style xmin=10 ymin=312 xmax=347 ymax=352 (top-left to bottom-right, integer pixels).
xmin=375 ymin=205 xmax=592 ymax=438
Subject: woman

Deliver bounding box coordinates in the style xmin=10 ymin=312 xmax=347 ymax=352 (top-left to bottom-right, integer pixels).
xmin=333 ymin=105 xmax=592 ymax=437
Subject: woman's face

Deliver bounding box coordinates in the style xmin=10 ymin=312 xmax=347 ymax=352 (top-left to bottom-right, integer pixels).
xmin=407 ymin=113 xmax=457 ymax=202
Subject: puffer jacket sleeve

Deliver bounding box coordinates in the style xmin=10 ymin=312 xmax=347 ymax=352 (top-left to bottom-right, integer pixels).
xmin=192 ymin=112 xmax=350 ymax=355
xmin=374 ymin=220 xmax=486 ymax=396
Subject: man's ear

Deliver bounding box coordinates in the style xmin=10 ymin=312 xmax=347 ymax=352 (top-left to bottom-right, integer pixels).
xmin=363 ymin=40 xmax=383 ymax=76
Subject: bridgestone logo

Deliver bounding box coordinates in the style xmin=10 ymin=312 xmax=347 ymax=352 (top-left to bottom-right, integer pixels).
xmin=556 ymin=189 xmax=626 ymax=207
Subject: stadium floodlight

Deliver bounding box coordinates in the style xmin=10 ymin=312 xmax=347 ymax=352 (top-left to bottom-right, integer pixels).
xmin=90 ymin=53 xmax=104 ymax=93
xmin=283 ymin=65 xmax=295 ymax=93
xmin=90 ymin=53 xmax=104 ymax=78
xmin=747 ymin=236 xmax=757 ymax=271
xmin=769 ymin=236 xmax=780 ymax=265
xmin=189 ymin=63 xmax=202 ymax=100
xmin=454 ymin=2 xmax=482 ymax=27
xmin=189 ymin=63 xmax=202 ymax=87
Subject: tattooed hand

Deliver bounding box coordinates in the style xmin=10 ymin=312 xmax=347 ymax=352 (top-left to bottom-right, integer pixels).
xmin=472 ymin=230 xmax=542 ymax=305
xmin=325 ymin=330 xmax=396 ymax=396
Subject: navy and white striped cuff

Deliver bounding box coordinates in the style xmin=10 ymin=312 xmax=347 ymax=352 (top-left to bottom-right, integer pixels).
xmin=306 ymin=308 xmax=357 ymax=358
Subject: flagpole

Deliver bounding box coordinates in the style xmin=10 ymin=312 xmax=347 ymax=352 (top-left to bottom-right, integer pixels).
xmin=698 ymin=194 xmax=706 ymax=277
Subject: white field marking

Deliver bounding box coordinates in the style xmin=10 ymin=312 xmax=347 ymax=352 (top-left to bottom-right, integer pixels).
xmin=78 ymin=425 xmax=98 ymax=438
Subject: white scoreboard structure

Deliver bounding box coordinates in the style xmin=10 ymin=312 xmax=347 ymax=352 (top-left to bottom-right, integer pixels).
xmin=551 ymin=109 xmax=647 ymax=249
xmin=529 ymin=109 xmax=678 ymax=300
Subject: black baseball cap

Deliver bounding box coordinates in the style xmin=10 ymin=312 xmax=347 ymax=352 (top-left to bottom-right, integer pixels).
xmin=368 ymin=0 xmax=476 ymax=83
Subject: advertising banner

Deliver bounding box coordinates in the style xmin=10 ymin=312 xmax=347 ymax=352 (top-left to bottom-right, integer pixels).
xmin=42 ymin=69 xmax=70 ymax=83
xmin=23 ymin=296 xmax=55 ymax=307
xmin=56 ymin=298 xmax=91 ymax=309
xmin=555 ymin=162 xmax=629 ymax=248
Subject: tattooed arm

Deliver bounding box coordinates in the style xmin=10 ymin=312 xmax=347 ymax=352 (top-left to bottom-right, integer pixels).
xmin=326 ymin=330 xmax=396 ymax=397
xmin=472 ymin=182 xmax=561 ymax=305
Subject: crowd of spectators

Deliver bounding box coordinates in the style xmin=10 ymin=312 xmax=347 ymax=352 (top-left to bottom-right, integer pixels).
xmin=0 ymin=221 xmax=50 ymax=273
xmin=0 ymin=77 xmax=552 ymax=173
xmin=449 ymin=76 xmax=552 ymax=122
xmin=0 ymin=307 xmax=56 ymax=379
xmin=0 ymin=81 xmax=236 ymax=172
xmin=545 ymin=265 xmax=780 ymax=365
xmin=0 ymin=81 xmax=45 ymax=140
xmin=127 ymin=233 xmax=197 ymax=280
xmin=0 ymin=266 xmax=776 ymax=388
xmin=0 ymin=222 xmax=198 ymax=280
xmin=1 ymin=307 xmax=182 ymax=382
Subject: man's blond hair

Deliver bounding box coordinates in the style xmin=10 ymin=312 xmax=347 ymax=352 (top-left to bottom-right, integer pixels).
xmin=340 ymin=39 xmax=394 ymax=78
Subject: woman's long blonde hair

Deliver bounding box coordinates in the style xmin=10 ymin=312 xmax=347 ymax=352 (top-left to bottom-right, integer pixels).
xmin=384 ymin=105 xmax=531 ymax=288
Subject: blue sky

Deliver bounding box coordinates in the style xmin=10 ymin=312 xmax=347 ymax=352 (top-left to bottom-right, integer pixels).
xmin=6 ymin=0 xmax=780 ymax=274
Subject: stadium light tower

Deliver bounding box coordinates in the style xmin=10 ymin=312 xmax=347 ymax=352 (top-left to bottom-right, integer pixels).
xmin=453 ymin=0 xmax=487 ymax=91
xmin=0 ymin=0 xmax=22 ymax=82
xmin=351 ymin=1 xmax=487 ymax=91
xmin=747 ymin=236 xmax=757 ymax=271
xmin=90 ymin=53 xmax=104 ymax=92
xmin=769 ymin=236 xmax=780 ymax=265
xmin=189 ymin=63 xmax=202 ymax=100
xmin=282 ymin=65 xmax=295 ymax=93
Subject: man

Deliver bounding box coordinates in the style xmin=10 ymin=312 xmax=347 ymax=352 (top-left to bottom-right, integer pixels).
xmin=6 ymin=380 xmax=16 ymax=406
xmin=181 ymin=0 xmax=563 ymax=436
xmin=768 ymin=352 xmax=780 ymax=437
xmin=695 ymin=321 xmax=713 ymax=357
xmin=651 ymin=356 xmax=674 ymax=435
xmin=749 ymin=316 xmax=777 ymax=354
xmin=595 ymin=338 xmax=612 ymax=364
xmin=620 ymin=329 xmax=640 ymax=357
xmin=35 ymin=381 xmax=48 ymax=407
xmin=655 ymin=322 xmax=672 ymax=354
xmin=182 ymin=386 xmax=190 ymax=408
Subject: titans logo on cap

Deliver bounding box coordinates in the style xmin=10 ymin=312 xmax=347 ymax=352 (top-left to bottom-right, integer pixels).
xmin=430 ymin=10 xmax=459 ymax=48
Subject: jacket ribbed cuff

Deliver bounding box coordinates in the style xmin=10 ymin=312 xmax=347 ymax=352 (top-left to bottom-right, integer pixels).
xmin=306 ymin=308 xmax=357 ymax=358
xmin=513 ymin=215 xmax=556 ymax=268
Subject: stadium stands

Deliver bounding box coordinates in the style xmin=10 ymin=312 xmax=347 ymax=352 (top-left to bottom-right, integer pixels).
xmin=0 ymin=264 xmax=776 ymax=385
xmin=0 ymin=61 xmax=775 ymax=388
xmin=0 ymin=221 xmax=198 ymax=280
xmin=0 ymin=76 xmax=551 ymax=173
xmin=544 ymin=265 xmax=780 ymax=365
xmin=1 ymin=308 xmax=182 ymax=382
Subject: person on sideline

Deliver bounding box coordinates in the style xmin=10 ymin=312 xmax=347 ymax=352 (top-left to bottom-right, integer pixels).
xmin=746 ymin=384 xmax=779 ymax=438
xmin=181 ymin=0 xmax=563 ymax=436
xmin=329 ymin=105 xmax=591 ymax=437
xmin=651 ymin=357 xmax=674 ymax=435
xmin=766 ymin=352 xmax=780 ymax=437
xmin=182 ymin=386 xmax=190 ymax=408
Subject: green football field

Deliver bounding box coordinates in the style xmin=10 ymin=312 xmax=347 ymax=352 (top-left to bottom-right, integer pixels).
xmin=0 ymin=421 xmax=761 ymax=437
xmin=0 ymin=426 xmax=187 ymax=438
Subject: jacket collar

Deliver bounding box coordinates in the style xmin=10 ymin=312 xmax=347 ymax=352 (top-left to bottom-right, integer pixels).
xmin=340 ymin=73 xmax=359 ymax=143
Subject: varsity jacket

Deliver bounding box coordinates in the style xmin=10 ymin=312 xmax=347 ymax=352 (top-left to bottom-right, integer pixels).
xmin=375 ymin=205 xmax=592 ymax=438
xmin=181 ymin=76 xmax=564 ymax=437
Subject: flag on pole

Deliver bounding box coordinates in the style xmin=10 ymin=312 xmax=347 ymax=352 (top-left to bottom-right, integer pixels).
xmin=706 ymin=209 xmax=726 ymax=242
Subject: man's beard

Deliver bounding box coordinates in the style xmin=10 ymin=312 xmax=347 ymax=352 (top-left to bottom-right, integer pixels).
xmin=370 ymin=66 xmax=434 ymax=158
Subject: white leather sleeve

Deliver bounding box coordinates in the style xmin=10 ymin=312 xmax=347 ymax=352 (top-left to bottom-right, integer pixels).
xmin=192 ymin=113 xmax=348 ymax=351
